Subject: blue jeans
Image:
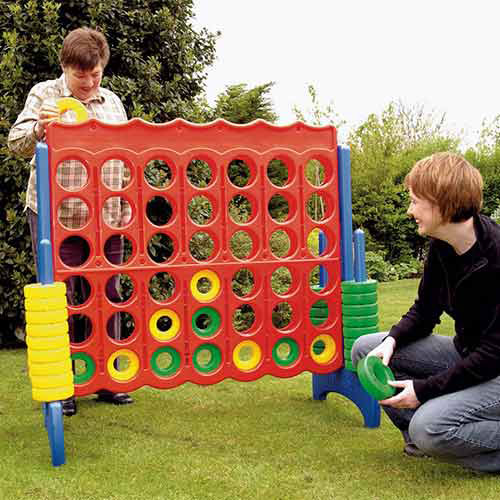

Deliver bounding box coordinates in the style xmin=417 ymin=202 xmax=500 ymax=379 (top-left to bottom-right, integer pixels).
xmin=352 ymin=332 xmax=500 ymax=472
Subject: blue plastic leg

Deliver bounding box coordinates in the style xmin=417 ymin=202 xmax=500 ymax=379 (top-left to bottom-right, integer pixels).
xmin=312 ymin=368 xmax=380 ymax=428
xmin=45 ymin=401 xmax=66 ymax=466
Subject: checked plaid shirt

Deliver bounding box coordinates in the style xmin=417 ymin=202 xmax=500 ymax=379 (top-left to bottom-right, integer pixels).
xmin=8 ymin=74 xmax=129 ymax=229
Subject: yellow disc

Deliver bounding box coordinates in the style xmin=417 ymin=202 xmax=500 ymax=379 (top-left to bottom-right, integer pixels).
xmin=57 ymin=97 xmax=89 ymax=123
xmin=28 ymin=345 xmax=71 ymax=364
xmin=25 ymin=308 xmax=68 ymax=325
xmin=310 ymin=334 xmax=336 ymax=364
xmin=25 ymin=296 xmax=67 ymax=312
xmin=31 ymin=371 xmax=74 ymax=389
xmin=26 ymin=334 xmax=69 ymax=350
xmin=32 ymin=385 xmax=74 ymax=403
xmin=232 ymin=340 xmax=262 ymax=372
xmin=190 ymin=270 xmax=221 ymax=303
xmin=26 ymin=322 xmax=68 ymax=338
xmin=28 ymin=358 xmax=72 ymax=376
xmin=149 ymin=309 xmax=180 ymax=341
xmin=107 ymin=349 xmax=139 ymax=381
xmin=24 ymin=282 xmax=66 ymax=300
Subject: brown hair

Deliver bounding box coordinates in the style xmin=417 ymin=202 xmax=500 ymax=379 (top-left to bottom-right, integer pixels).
xmin=59 ymin=27 xmax=110 ymax=70
xmin=405 ymin=152 xmax=483 ymax=223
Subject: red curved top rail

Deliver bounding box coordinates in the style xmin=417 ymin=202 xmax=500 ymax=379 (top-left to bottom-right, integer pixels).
xmin=46 ymin=118 xmax=337 ymax=154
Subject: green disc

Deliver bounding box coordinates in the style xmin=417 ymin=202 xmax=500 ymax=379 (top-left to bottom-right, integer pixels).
xmin=343 ymin=325 xmax=379 ymax=339
xmin=343 ymin=337 xmax=357 ymax=350
xmin=193 ymin=344 xmax=222 ymax=374
xmin=272 ymin=338 xmax=299 ymax=367
xmin=192 ymin=307 xmax=221 ymax=337
xmin=356 ymin=356 xmax=396 ymax=400
xmin=342 ymin=303 xmax=378 ymax=316
xmin=344 ymin=358 xmax=355 ymax=372
xmin=310 ymin=300 xmax=329 ymax=326
xmin=310 ymin=308 xmax=329 ymax=318
xmin=311 ymin=316 xmax=326 ymax=326
xmin=151 ymin=347 xmax=181 ymax=377
xmin=343 ymin=314 xmax=379 ymax=328
xmin=310 ymin=299 xmax=329 ymax=317
xmin=71 ymin=352 xmax=95 ymax=384
xmin=344 ymin=348 xmax=353 ymax=363
xmin=341 ymin=280 xmax=378 ymax=294
xmin=342 ymin=292 xmax=377 ymax=305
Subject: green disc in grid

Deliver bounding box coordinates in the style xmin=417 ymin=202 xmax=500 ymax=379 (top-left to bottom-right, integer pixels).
xmin=192 ymin=307 xmax=221 ymax=338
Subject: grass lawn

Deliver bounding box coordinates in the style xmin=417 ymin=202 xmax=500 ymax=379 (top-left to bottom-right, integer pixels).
xmin=1 ymin=279 xmax=499 ymax=500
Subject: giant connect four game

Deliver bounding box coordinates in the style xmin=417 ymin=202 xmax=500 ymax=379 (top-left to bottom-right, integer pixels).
xmin=43 ymin=118 xmax=344 ymax=396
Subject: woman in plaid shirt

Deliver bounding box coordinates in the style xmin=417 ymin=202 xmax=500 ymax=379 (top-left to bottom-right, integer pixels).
xmin=8 ymin=27 xmax=133 ymax=415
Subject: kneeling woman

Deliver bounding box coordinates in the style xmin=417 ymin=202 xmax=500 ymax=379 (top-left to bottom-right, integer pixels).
xmin=352 ymin=152 xmax=500 ymax=473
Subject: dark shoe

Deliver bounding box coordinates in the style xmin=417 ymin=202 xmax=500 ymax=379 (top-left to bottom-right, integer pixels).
xmin=402 ymin=429 xmax=426 ymax=457
xmin=62 ymin=396 xmax=77 ymax=417
xmin=404 ymin=443 xmax=427 ymax=457
xmin=95 ymin=390 xmax=133 ymax=405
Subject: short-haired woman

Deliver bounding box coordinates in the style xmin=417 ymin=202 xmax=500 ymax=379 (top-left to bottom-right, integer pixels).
xmin=352 ymin=152 xmax=500 ymax=473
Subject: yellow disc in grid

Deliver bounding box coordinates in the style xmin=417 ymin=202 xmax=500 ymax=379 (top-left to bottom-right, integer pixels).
xmin=310 ymin=334 xmax=336 ymax=364
xmin=233 ymin=340 xmax=262 ymax=372
xmin=190 ymin=270 xmax=221 ymax=303
xmin=149 ymin=309 xmax=180 ymax=341
xmin=107 ymin=349 xmax=139 ymax=381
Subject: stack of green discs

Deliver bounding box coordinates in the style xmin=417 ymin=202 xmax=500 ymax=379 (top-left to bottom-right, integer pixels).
xmin=342 ymin=280 xmax=379 ymax=371
xmin=310 ymin=296 xmax=329 ymax=327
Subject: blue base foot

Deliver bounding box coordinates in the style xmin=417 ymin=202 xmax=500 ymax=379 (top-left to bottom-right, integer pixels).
xmin=43 ymin=402 xmax=66 ymax=466
xmin=312 ymin=368 xmax=380 ymax=428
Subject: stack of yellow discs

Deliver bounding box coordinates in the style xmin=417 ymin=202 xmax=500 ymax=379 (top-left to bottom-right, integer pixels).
xmin=24 ymin=283 xmax=74 ymax=402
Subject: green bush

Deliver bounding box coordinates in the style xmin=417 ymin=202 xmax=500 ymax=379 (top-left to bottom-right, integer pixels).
xmin=365 ymin=251 xmax=423 ymax=282
xmin=352 ymin=181 xmax=423 ymax=263
xmin=0 ymin=159 xmax=34 ymax=347
xmin=393 ymin=258 xmax=423 ymax=280
xmin=365 ymin=251 xmax=398 ymax=282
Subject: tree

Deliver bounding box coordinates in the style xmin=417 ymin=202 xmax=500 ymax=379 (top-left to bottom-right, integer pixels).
xmin=293 ymin=84 xmax=346 ymax=128
xmin=0 ymin=0 xmax=218 ymax=345
xmin=465 ymin=115 xmax=500 ymax=216
xmin=209 ymin=82 xmax=277 ymax=124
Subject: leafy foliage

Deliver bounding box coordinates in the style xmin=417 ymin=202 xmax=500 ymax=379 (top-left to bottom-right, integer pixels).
xmin=349 ymin=101 xmax=460 ymax=261
xmin=210 ymin=82 xmax=277 ymax=124
xmin=465 ymin=117 xmax=500 ymax=217
xmin=365 ymin=251 xmax=423 ymax=282
xmin=293 ymin=84 xmax=346 ymax=128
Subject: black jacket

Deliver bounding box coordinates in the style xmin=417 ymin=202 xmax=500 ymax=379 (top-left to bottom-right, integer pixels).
xmin=388 ymin=214 xmax=500 ymax=403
